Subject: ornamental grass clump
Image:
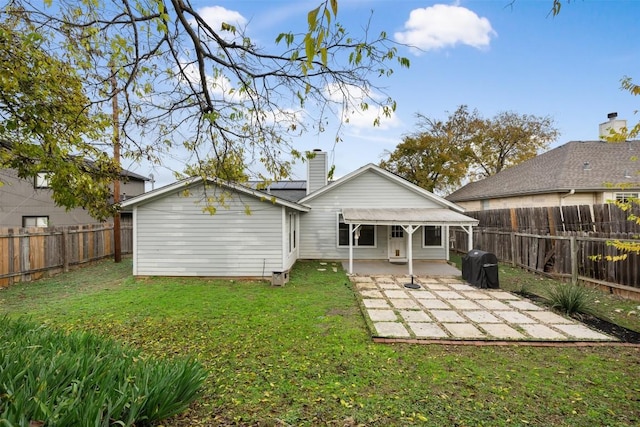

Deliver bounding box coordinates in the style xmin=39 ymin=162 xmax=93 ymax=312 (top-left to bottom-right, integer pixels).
xmin=0 ymin=316 xmax=207 ymax=426
xmin=546 ymin=283 xmax=595 ymax=317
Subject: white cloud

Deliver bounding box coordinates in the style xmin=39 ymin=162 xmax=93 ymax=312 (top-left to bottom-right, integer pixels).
xmin=196 ymin=6 xmax=247 ymax=34
xmin=394 ymin=4 xmax=496 ymax=54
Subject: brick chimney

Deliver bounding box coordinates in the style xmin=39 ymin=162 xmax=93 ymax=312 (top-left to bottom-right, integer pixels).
xmin=306 ymin=149 xmax=327 ymax=195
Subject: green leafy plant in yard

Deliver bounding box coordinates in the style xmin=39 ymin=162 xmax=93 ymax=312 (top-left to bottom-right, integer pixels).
xmin=547 ymin=283 xmax=595 ymax=316
xmin=0 ymin=316 xmax=207 ymax=426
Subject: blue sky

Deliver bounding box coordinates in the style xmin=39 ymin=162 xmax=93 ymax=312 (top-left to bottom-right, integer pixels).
xmin=140 ymin=0 xmax=640 ymax=187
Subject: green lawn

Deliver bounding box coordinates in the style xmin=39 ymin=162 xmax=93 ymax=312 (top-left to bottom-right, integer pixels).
xmin=1 ymin=258 xmax=639 ymax=426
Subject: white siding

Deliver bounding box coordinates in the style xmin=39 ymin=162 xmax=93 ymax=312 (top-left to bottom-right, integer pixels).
xmin=134 ymin=185 xmax=285 ymax=277
xmin=300 ymin=169 xmax=447 ymax=260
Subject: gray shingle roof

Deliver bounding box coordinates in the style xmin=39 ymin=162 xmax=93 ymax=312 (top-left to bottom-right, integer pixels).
xmin=447 ymin=140 xmax=640 ymax=202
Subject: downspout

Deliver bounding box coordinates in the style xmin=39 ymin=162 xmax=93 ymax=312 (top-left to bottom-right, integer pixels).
xmin=559 ymin=189 xmax=575 ymax=232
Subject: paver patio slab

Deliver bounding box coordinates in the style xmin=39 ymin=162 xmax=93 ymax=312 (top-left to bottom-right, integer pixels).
xmin=449 ymin=283 xmax=477 ymax=291
xmin=432 ymin=290 xmax=464 ymax=299
xmin=526 ymin=311 xmax=575 ymax=324
xmin=520 ymin=324 xmax=566 ymax=340
xmin=424 ymin=284 xmax=450 ymax=290
xmin=384 ymin=290 xmax=411 ymax=299
xmin=374 ymin=322 xmax=410 ymax=337
xmin=476 ymin=299 xmax=512 ymax=310
xmin=367 ymin=309 xmax=398 ymax=321
xmin=360 ymin=290 xmax=384 ymax=298
xmin=554 ymin=324 xmax=612 ymax=340
xmin=408 ymin=290 xmax=437 ymax=299
xmin=390 ymin=298 xmax=420 ymax=309
xmin=496 ymin=311 xmax=537 ymax=324
xmin=448 ymin=299 xmax=482 ymax=310
xmin=408 ymin=322 xmax=448 ymax=338
xmin=508 ymin=300 xmax=544 ymax=311
xmin=481 ymin=323 xmax=526 ymax=339
xmin=399 ymin=309 xmax=432 ymax=322
xmin=443 ymin=322 xmax=485 ymax=338
xmin=362 ymin=299 xmax=391 ymax=308
xmin=418 ymin=299 xmax=450 ymax=309
xmin=463 ymin=310 xmax=502 ymax=323
xmin=431 ymin=310 xmax=466 ymax=323
xmin=490 ymin=291 xmax=521 ymax=300
xmin=460 ymin=291 xmax=493 ymax=300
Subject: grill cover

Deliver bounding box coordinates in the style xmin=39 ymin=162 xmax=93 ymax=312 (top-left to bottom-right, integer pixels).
xmin=462 ymin=250 xmax=499 ymax=289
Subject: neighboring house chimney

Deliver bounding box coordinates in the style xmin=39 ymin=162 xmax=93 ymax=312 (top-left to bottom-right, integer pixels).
xmin=599 ymin=112 xmax=627 ymax=140
xmin=307 ymin=149 xmax=328 ymax=194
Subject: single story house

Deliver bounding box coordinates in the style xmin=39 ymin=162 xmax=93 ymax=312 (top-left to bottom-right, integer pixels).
xmin=121 ymin=151 xmax=478 ymax=279
xmin=447 ymin=140 xmax=640 ymax=211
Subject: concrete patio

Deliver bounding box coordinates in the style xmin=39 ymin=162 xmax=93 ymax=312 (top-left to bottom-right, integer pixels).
xmin=349 ymin=273 xmax=616 ymax=343
xmin=341 ymin=260 xmax=461 ymax=276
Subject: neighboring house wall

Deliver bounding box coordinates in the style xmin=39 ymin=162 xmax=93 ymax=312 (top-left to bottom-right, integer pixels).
xmin=300 ymin=168 xmax=447 ymax=260
xmin=0 ymin=169 xmax=146 ymax=227
xmin=457 ymin=192 xmax=599 ymax=211
xmin=132 ymin=183 xmax=287 ymax=277
xmin=0 ymin=169 xmax=96 ymax=226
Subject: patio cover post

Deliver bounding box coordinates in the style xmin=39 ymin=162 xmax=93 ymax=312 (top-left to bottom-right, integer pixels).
xmin=401 ymin=225 xmax=417 ymax=277
xmin=348 ymin=223 xmax=353 ymax=274
xmin=468 ymin=225 xmax=473 ymax=251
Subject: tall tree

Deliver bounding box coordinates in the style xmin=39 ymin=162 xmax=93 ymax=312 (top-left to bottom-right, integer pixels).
xmin=380 ymin=107 xmax=477 ymax=194
xmin=0 ymin=16 xmax=119 ymax=220
xmin=468 ymin=111 xmax=559 ymax=180
xmin=2 ymin=0 xmax=408 ymax=207
xmin=380 ymin=106 xmax=559 ymax=192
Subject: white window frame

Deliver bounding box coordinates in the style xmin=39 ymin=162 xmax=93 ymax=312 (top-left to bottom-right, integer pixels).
xmin=422 ymin=225 xmax=444 ymax=248
xmin=288 ymin=212 xmax=297 ymax=254
xmin=336 ymin=213 xmax=377 ymax=248
xmin=614 ymin=192 xmax=639 ymax=203
xmin=34 ymin=172 xmax=51 ymax=189
xmin=22 ymin=216 xmax=49 ymax=227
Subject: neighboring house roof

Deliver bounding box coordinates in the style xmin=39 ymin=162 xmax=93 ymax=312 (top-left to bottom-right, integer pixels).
xmin=300 ymin=163 xmax=466 ymax=212
xmin=447 ymin=140 xmax=640 ymax=202
xmin=120 ymin=176 xmax=311 ymax=212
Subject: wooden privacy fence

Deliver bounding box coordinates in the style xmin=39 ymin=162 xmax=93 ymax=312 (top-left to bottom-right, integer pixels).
xmin=451 ymin=203 xmax=640 ymax=298
xmin=0 ymin=222 xmax=132 ymax=287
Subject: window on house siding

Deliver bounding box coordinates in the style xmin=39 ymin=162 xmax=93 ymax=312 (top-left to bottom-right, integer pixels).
xmin=337 ymin=217 xmax=375 ymax=247
xmin=615 ymin=192 xmax=639 ymax=203
xmin=22 ymin=216 xmax=49 ymax=227
xmin=423 ymin=225 xmax=442 ymax=247
xmin=391 ymin=225 xmax=404 ymax=238
xmin=34 ymin=172 xmax=51 ymax=189
xmin=288 ymin=213 xmax=297 ymax=253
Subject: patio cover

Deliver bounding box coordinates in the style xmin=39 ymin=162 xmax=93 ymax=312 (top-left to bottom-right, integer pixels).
xmin=341 ymin=208 xmax=479 ymax=226
xmin=341 ymin=208 xmax=479 ymax=276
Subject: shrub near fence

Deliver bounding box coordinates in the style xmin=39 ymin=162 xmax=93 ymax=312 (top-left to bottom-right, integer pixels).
xmin=451 ymin=203 xmax=640 ymax=299
xmin=0 ymin=221 xmax=132 ymax=287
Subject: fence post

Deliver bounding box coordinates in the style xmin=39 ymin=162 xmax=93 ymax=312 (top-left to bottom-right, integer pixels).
xmin=570 ymin=235 xmax=578 ymax=285
xmin=62 ymin=228 xmax=69 ymax=273
xmin=8 ymin=228 xmax=14 ymax=286
xmin=510 ymin=232 xmax=516 ymax=267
